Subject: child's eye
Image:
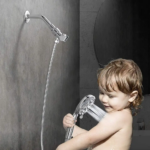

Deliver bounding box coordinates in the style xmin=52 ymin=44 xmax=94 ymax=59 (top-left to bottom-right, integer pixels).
xmin=108 ymin=94 xmax=114 ymax=98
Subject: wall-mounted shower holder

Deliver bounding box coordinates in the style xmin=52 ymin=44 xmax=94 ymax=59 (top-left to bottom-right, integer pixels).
xmin=24 ymin=11 xmax=30 ymax=23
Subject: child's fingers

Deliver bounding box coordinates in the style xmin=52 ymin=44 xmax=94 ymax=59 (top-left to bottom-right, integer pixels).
xmin=65 ymin=119 xmax=74 ymax=125
xmin=64 ymin=120 xmax=74 ymax=127
xmin=67 ymin=114 xmax=77 ymax=123
xmin=65 ymin=114 xmax=74 ymax=122
xmin=65 ymin=115 xmax=74 ymax=121
xmin=66 ymin=113 xmax=74 ymax=118
xmin=67 ymin=113 xmax=72 ymax=116
xmin=63 ymin=113 xmax=77 ymax=127
xmin=63 ymin=117 xmax=76 ymax=126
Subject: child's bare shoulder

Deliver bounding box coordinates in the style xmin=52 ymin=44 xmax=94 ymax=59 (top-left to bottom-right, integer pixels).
xmin=110 ymin=109 xmax=131 ymax=117
xmin=104 ymin=110 xmax=132 ymax=126
xmin=86 ymin=110 xmax=131 ymax=144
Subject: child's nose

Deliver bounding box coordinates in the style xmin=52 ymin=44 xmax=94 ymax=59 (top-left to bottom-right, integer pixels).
xmin=100 ymin=94 xmax=108 ymax=103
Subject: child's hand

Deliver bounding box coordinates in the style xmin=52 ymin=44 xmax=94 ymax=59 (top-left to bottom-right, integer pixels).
xmin=63 ymin=113 xmax=77 ymax=130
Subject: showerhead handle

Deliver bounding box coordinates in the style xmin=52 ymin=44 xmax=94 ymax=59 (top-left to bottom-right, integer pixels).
xmin=41 ymin=16 xmax=69 ymax=42
xmin=65 ymin=95 xmax=95 ymax=142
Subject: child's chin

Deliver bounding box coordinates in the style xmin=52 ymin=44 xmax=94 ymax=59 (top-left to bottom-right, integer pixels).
xmin=104 ymin=106 xmax=114 ymax=112
xmin=104 ymin=106 xmax=111 ymax=109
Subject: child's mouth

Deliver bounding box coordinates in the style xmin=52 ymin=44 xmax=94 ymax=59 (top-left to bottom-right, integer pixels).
xmin=104 ymin=105 xmax=111 ymax=109
xmin=104 ymin=105 xmax=110 ymax=107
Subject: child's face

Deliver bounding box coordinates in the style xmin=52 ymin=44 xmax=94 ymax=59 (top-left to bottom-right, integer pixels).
xmin=99 ymin=86 xmax=130 ymax=113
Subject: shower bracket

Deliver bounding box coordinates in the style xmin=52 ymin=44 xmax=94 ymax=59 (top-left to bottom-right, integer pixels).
xmin=24 ymin=11 xmax=30 ymax=23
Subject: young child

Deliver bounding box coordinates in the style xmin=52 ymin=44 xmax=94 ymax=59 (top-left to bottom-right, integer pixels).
xmin=56 ymin=58 xmax=143 ymax=150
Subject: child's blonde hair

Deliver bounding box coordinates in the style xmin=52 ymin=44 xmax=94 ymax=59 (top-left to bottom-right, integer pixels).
xmin=97 ymin=58 xmax=143 ymax=116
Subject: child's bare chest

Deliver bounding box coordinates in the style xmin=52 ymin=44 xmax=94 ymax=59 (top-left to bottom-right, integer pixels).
xmin=91 ymin=135 xmax=116 ymax=150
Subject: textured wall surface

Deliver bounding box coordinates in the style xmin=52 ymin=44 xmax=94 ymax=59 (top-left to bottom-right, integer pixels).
xmin=0 ymin=0 xmax=79 ymax=149
xmin=94 ymin=0 xmax=133 ymax=65
xmin=133 ymin=95 xmax=150 ymax=130
xmin=80 ymin=0 xmax=104 ymax=131
xmin=93 ymin=0 xmax=150 ymax=95
xmin=130 ymin=135 xmax=150 ymax=150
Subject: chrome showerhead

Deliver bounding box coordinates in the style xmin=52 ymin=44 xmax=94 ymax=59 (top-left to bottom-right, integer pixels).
xmin=24 ymin=10 xmax=69 ymax=42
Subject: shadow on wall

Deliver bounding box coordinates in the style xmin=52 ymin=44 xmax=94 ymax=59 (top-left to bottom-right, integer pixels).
xmin=93 ymin=0 xmax=150 ymax=95
xmin=10 ymin=20 xmax=26 ymax=150
xmin=132 ymin=94 xmax=150 ymax=130
xmin=0 ymin=1 xmax=79 ymax=149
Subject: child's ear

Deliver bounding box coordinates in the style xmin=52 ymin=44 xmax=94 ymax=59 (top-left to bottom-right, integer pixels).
xmin=128 ymin=91 xmax=138 ymax=102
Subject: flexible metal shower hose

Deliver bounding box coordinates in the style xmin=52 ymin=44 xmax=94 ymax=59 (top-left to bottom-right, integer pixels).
xmin=41 ymin=38 xmax=59 ymax=150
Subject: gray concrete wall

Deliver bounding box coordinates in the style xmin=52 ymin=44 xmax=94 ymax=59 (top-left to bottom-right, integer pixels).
xmin=0 ymin=0 xmax=79 ymax=149
xmin=133 ymin=95 xmax=150 ymax=130
xmin=80 ymin=0 xmax=104 ymax=130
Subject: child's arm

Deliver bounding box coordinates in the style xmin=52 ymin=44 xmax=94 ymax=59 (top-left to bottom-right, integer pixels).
xmin=57 ymin=111 xmax=127 ymax=150
xmin=73 ymin=125 xmax=87 ymax=137
xmin=63 ymin=113 xmax=88 ymax=137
